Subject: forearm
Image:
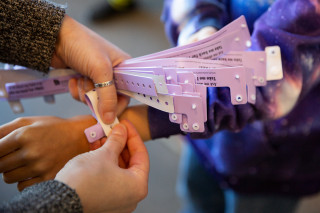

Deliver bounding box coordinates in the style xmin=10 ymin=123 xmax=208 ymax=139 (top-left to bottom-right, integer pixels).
xmin=119 ymin=105 xmax=183 ymax=141
xmin=0 ymin=0 xmax=65 ymax=72
xmin=68 ymin=115 xmax=98 ymax=150
xmin=119 ymin=105 xmax=151 ymax=141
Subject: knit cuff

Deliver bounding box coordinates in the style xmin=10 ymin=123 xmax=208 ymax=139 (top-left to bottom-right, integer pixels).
xmin=2 ymin=180 xmax=83 ymax=213
xmin=0 ymin=0 xmax=65 ymax=72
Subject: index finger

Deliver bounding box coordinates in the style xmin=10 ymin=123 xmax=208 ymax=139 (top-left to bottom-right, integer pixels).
xmin=0 ymin=129 xmax=22 ymax=158
xmin=121 ymin=120 xmax=149 ymax=175
xmin=0 ymin=118 xmax=31 ymax=139
xmin=0 ymin=118 xmax=31 ymax=158
xmin=103 ymin=123 xmax=127 ymax=162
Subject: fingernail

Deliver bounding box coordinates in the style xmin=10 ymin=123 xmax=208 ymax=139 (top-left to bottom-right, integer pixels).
xmin=103 ymin=112 xmax=115 ymax=124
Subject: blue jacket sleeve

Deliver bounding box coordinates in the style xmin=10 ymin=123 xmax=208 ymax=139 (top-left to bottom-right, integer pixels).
xmin=149 ymin=0 xmax=320 ymax=140
xmin=191 ymin=0 xmax=320 ymax=138
xmin=161 ymin=0 xmax=229 ymax=46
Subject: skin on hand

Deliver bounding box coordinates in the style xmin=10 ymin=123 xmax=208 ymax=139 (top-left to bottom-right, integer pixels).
xmin=67 ymin=76 xmax=151 ymax=146
xmin=55 ymin=120 xmax=150 ymax=213
xmin=0 ymin=115 xmax=96 ymax=191
xmin=51 ymin=15 xmax=131 ymax=124
xmin=68 ymin=77 xmax=130 ymax=117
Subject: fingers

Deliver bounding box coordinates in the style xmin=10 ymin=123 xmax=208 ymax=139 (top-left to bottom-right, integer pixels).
xmin=121 ymin=120 xmax=149 ymax=201
xmin=79 ymin=77 xmax=95 ymax=103
xmin=197 ymin=26 xmax=218 ymax=41
xmin=121 ymin=147 xmax=130 ymax=166
xmin=69 ymin=77 xmax=95 ymax=104
xmin=0 ymin=131 xmax=22 ymax=159
xmin=103 ymin=124 xmax=127 ymax=162
xmin=68 ymin=78 xmax=80 ymax=101
xmin=118 ymin=155 xmax=127 ymax=169
xmin=89 ymin=57 xmax=117 ymax=124
xmin=17 ymin=177 xmax=43 ymax=191
xmin=0 ymin=149 xmax=24 ymax=173
xmin=84 ymin=77 xmax=95 ymax=93
xmin=3 ymin=166 xmax=33 ymax=184
xmin=96 ymin=84 xmax=118 ymax=124
xmin=77 ymin=77 xmax=87 ymax=103
xmin=116 ymin=94 xmax=130 ymax=116
xmin=69 ymin=78 xmax=129 ymax=121
xmin=54 ymin=15 xmax=128 ymax=124
xmin=121 ymin=120 xmax=149 ymax=174
xmin=89 ymin=140 xmax=102 ymax=151
xmin=100 ymin=137 xmax=108 ymax=146
xmin=0 ymin=117 xmax=32 ymax=139
xmin=180 ymin=26 xmax=218 ymax=46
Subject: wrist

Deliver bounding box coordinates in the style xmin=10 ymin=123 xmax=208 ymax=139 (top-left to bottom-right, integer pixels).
xmin=119 ymin=105 xmax=151 ymax=141
xmin=67 ymin=115 xmax=97 ymax=151
xmin=52 ymin=14 xmax=78 ymax=67
xmin=55 ymin=14 xmax=68 ymax=56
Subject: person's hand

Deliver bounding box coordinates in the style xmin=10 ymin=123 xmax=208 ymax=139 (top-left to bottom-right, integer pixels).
xmin=179 ymin=26 xmax=218 ymax=45
xmin=51 ymin=15 xmax=131 ymax=124
xmin=0 ymin=115 xmax=96 ymax=191
xmin=55 ymin=120 xmax=150 ymax=213
xmin=68 ymin=76 xmax=130 ymax=117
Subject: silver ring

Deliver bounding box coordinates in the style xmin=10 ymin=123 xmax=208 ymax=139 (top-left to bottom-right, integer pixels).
xmin=94 ymin=80 xmax=114 ymax=88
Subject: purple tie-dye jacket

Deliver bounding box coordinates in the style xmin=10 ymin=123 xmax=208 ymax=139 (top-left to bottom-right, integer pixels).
xmin=148 ymin=0 xmax=320 ymax=195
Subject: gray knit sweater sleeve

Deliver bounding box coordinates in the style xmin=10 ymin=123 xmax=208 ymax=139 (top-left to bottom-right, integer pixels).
xmin=0 ymin=180 xmax=83 ymax=213
xmin=0 ymin=0 xmax=65 ymax=72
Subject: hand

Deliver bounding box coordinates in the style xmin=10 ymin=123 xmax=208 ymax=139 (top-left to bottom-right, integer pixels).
xmin=0 ymin=115 xmax=96 ymax=191
xmin=55 ymin=120 xmax=150 ymax=213
xmin=68 ymin=77 xmax=130 ymax=117
xmin=51 ymin=15 xmax=131 ymax=124
xmin=179 ymin=26 xmax=218 ymax=45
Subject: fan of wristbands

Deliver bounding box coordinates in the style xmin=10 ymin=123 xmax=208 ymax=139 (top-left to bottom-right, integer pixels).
xmin=0 ymin=16 xmax=283 ymax=142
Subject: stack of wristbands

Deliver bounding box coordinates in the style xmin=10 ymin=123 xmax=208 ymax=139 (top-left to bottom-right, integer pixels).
xmin=0 ymin=16 xmax=283 ymax=142
xmin=84 ymin=15 xmax=283 ymax=142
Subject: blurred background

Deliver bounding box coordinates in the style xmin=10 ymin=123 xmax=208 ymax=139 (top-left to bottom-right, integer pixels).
xmin=1 ymin=0 xmax=320 ymax=212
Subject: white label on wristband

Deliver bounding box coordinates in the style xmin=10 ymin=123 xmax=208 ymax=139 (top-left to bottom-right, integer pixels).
xmin=85 ymin=90 xmax=119 ymax=137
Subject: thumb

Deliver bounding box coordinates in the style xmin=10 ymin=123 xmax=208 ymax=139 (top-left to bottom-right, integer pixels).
xmin=91 ymin=59 xmax=117 ymax=124
xmin=97 ymin=84 xmax=117 ymax=124
xmin=102 ymin=123 xmax=127 ymax=161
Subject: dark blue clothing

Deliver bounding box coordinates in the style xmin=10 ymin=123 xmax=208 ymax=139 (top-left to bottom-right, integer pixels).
xmin=162 ymin=0 xmax=276 ymax=45
xmin=149 ymin=0 xmax=320 ymax=196
xmin=177 ymin=144 xmax=299 ymax=213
